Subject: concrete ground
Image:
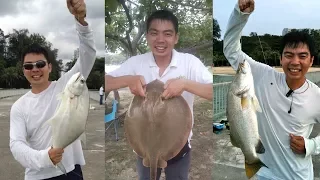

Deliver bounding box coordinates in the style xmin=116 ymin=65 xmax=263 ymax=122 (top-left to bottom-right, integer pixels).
xmin=0 ymin=95 xmax=105 ymax=180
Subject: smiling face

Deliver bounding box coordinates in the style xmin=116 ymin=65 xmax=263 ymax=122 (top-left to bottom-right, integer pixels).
xmin=280 ymin=43 xmax=314 ymax=82
xmin=23 ymin=53 xmax=52 ymax=87
xmin=146 ymin=19 xmax=179 ymax=60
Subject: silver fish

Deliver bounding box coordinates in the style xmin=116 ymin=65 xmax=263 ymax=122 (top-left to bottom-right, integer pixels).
xmin=44 ymin=72 xmax=89 ymax=175
xmin=226 ymin=60 xmax=266 ymax=178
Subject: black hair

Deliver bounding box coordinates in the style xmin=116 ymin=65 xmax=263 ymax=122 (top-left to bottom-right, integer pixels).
xmin=280 ymin=31 xmax=316 ymax=57
xmin=146 ymin=9 xmax=179 ymax=34
xmin=21 ymin=43 xmax=52 ymax=64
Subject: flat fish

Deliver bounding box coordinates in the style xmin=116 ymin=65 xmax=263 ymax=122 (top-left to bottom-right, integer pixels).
xmin=44 ymin=72 xmax=89 ymax=175
xmin=125 ymin=79 xmax=192 ymax=180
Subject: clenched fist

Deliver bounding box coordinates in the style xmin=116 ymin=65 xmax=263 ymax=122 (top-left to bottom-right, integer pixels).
xmin=238 ymin=0 xmax=255 ymax=13
xmin=48 ymin=147 xmax=64 ymax=165
xmin=67 ymin=0 xmax=86 ymax=18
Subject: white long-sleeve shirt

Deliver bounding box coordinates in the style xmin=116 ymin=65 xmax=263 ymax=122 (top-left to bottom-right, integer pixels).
xmin=223 ymin=4 xmax=320 ymax=180
xmin=9 ymin=19 xmax=96 ymax=180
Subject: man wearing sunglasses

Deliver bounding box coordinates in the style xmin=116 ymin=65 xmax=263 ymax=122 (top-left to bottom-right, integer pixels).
xmin=9 ymin=0 xmax=96 ymax=180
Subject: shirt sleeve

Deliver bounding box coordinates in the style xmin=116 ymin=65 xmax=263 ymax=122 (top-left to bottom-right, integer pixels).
xmin=189 ymin=55 xmax=213 ymax=84
xmin=9 ymin=103 xmax=55 ymax=170
xmin=55 ymin=18 xmax=97 ymax=87
xmin=107 ymin=57 xmax=136 ymax=77
xmin=304 ymin=136 xmax=320 ymax=157
xmin=223 ymin=3 xmax=273 ymax=84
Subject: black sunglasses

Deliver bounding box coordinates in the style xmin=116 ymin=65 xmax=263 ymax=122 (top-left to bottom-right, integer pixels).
xmin=23 ymin=60 xmax=47 ymax=70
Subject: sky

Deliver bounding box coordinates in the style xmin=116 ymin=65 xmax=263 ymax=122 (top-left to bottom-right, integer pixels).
xmin=213 ymin=0 xmax=320 ymax=39
xmin=0 ymin=0 xmax=105 ymax=63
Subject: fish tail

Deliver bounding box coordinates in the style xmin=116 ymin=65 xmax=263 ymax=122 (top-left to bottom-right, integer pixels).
xmin=245 ymin=159 xmax=267 ymax=179
xmin=150 ymin=157 xmax=158 ymax=180
xmin=57 ymin=162 xmax=67 ymax=176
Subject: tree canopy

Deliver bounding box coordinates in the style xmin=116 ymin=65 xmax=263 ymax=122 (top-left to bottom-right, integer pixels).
xmin=106 ymin=0 xmax=213 ymax=66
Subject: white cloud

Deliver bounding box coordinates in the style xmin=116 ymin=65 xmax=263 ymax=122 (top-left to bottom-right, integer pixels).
xmin=0 ymin=0 xmax=105 ymax=60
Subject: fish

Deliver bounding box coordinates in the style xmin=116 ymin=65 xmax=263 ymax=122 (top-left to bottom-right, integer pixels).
xmin=124 ymin=79 xmax=192 ymax=180
xmin=43 ymin=72 xmax=89 ymax=175
xmin=226 ymin=60 xmax=266 ymax=178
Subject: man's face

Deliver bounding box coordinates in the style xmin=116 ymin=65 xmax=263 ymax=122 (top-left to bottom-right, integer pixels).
xmin=280 ymin=43 xmax=314 ymax=82
xmin=23 ymin=53 xmax=52 ymax=86
xmin=146 ymin=19 xmax=179 ymax=59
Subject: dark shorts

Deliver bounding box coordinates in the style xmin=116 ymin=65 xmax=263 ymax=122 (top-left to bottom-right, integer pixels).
xmin=137 ymin=141 xmax=191 ymax=180
xmin=43 ymin=164 xmax=83 ymax=180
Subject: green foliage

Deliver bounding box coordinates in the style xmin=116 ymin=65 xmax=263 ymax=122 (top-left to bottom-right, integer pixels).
xmin=0 ymin=27 xmax=104 ymax=89
xmin=0 ymin=28 xmax=62 ymax=88
xmin=106 ymin=0 xmax=213 ymax=65
xmin=213 ymin=21 xmax=320 ymax=67
xmin=64 ymin=57 xmax=105 ymax=89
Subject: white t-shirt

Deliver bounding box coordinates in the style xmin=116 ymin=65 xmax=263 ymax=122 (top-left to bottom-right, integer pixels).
xmin=224 ymin=4 xmax=320 ymax=180
xmin=99 ymin=87 xmax=104 ymax=95
xmin=9 ymin=19 xmax=97 ymax=180
xmin=108 ymin=49 xmax=213 ymax=147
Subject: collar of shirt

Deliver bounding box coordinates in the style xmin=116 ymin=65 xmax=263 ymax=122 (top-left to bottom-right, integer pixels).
xmin=148 ymin=49 xmax=178 ymax=68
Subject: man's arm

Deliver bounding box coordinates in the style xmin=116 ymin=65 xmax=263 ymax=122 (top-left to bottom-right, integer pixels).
xmin=162 ymin=55 xmax=213 ymax=100
xmin=304 ymin=119 xmax=320 ymax=156
xmin=223 ymin=1 xmax=271 ymax=82
xmin=105 ymin=75 xmax=146 ymax=97
xmin=184 ymin=80 xmax=212 ymax=100
xmin=305 ymin=136 xmax=320 ymax=156
xmin=105 ymin=75 xmax=133 ymax=92
xmin=58 ymin=16 xmax=96 ymax=83
xmin=9 ymin=105 xmax=55 ymax=171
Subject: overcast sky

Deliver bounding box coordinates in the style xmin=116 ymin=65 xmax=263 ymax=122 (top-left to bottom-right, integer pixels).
xmin=214 ymin=0 xmax=320 ymax=39
xmin=0 ymin=0 xmax=104 ymax=62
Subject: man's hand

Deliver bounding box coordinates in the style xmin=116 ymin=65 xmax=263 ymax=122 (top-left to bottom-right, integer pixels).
xmin=161 ymin=78 xmax=186 ymax=100
xmin=290 ymin=134 xmax=306 ymax=154
xmin=67 ymin=0 xmax=87 ymax=23
xmin=128 ymin=75 xmax=146 ymax=97
xmin=48 ymin=147 xmax=64 ymax=165
xmin=238 ymin=0 xmax=255 ymax=13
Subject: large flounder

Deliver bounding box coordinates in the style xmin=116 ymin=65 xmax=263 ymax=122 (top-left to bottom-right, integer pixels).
xmin=125 ymin=79 xmax=192 ymax=180
xmin=227 ymin=60 xmax=267 ymax=179
xmin=44 ymin=72 xmax=89 ymax=175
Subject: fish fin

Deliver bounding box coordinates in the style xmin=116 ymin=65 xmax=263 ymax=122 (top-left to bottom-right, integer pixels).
xmin=245 ymin=159 xmax=266 ymax=179
xmin=56 ymin=162 xmax=67 ymax=176
xmin=158 ymin=159 xmax=167 ymax=168
xmin=252 ymin=95 xmax=262 ymax=112
xmin=142 ymin=158 xmax=150 ymax=167
xmin=230 ymin=132 xmax=240 ymax=148
xmin=79 ymin=132 xmax=87 ymax=149
xmin=255 ymin=139 xmax=265 ymax=154
xmin=241 ymin=97 xmax=250 ymax=110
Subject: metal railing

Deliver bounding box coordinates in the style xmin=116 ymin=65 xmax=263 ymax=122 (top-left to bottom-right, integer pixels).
xmin=213 ymin=82 xmax=231 ymax=122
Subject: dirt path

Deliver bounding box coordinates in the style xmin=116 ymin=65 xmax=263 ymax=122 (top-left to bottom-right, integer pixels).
xmin=105 ymin=89 xmax=213 ymax=180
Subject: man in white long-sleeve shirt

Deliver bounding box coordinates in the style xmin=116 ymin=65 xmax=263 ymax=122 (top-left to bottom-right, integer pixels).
xmin=223 ymin=0 xmax=320 ymax=179
xmin=9 ymin=1 xmax=96 ymax=179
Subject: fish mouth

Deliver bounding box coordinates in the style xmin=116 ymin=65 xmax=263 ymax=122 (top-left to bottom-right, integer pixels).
xmin=75 ymin=73 xmax=81 ymax=82
xmin=75 ymin=73 xmax=86 ymax=84
xmin=237 ymin=60 xmax=246 ymax=74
